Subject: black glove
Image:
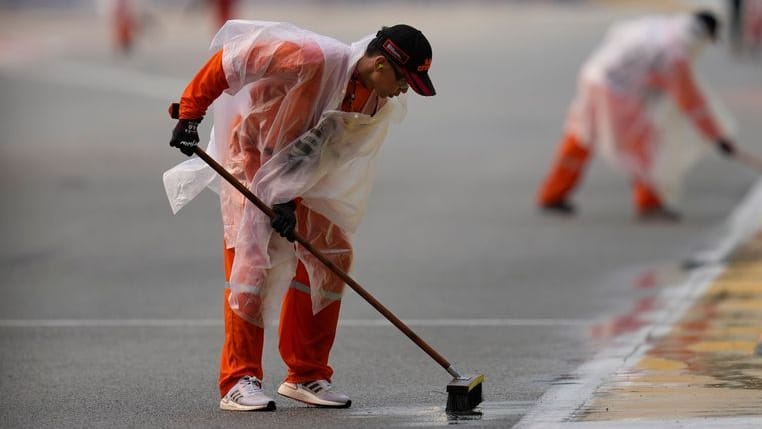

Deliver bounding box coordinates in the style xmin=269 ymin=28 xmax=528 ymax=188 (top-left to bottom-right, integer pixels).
xmin=271 ymin=201 xmax=297 ymax=242
xmin=170 ymin=119 xmax=202 ymax=156
xmin=717 ymin=138 xmax=736 ymax=157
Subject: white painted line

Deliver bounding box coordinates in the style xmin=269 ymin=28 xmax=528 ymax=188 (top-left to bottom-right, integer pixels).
xmin=348 ymin=401 xmax=534 ymax=426
xmin=7 ymin=60 xmax=187 ymax=101
xmin=688 ymin=178 xmax=762 ymax=265
xmin=339 ymin=318 xmax=596 ymax=327
xmin=0 ymin=319 xmax=221 ymax=328
xmin=0 ymin=317 xmax=595 ymax=328
xmin=514 ymin=177 xmax=762 ymax=429
xmin=514 ymin=265 xmax=723 ymax=428
xmin=523 ymin=416 xmax=762 ymax=429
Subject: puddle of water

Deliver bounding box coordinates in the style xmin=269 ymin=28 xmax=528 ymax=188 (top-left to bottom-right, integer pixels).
xmin=579 ymin=247 xmax=762 ymax=421
xmin=347 ymin=401 xmax=532 ymax=426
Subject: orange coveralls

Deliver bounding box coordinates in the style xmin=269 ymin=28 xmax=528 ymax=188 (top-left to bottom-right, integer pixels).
xmin=178 ymin=46 xmax=373 ymax=397
xmin=537 ymin=59 xmax=723 ymax=213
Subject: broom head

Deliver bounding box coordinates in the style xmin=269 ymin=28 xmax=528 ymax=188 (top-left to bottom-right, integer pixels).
xmin=445 ymin=374 xmax=484 ymax=413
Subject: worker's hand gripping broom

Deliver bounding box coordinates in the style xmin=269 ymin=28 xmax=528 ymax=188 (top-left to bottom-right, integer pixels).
xmin=192 ymin=146 xmax=484 ymax=413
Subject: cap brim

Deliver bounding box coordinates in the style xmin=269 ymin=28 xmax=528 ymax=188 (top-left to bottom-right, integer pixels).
xmin=403 ymin=69 xmax=436 ymax=96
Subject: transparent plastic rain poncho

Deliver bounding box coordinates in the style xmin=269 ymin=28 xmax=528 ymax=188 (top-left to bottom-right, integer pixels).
xmin=163 ymin=21 xmax=406 ymax=326
xmin=565 ymin=15 xmax=736 ymax=206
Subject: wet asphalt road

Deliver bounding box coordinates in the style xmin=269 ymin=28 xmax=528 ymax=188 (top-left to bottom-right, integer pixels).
xmin=1 ymin=1 xmax=761 ymax=428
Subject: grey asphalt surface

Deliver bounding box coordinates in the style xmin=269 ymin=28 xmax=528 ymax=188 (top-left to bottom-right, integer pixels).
xmin=1 ymin=1 xmax=761 ymax=428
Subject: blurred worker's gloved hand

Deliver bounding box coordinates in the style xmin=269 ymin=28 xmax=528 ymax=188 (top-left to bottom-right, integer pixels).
xmin=170 ymin=119 xmax=202 ymax=156
xmin=716 ymin=138 xmax=736 ymax=157
xmin=271 ymin=201 xmax=297 ymax=242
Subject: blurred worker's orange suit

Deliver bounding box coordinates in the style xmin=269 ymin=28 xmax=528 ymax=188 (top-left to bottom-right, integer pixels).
xmin=537 ymin=12 xmax=733 ymax=217
xmin=113 ymin=0 xmax=136 ymax=53
xmin=210 ymin=0 xmax=237 ymax=29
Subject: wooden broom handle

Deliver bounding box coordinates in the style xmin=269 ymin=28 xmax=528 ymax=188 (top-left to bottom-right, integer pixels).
xmin=734 ymin=148 xmax=762 ymax=174
xmin=193 ymin=146 xmax=454 ymax=371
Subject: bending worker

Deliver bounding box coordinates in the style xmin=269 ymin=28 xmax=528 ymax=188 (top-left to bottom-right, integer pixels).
xmin=537 ymin=10 xmax=736 ymax=220
xmin=163 ymin=22 xmax=435 ymax=411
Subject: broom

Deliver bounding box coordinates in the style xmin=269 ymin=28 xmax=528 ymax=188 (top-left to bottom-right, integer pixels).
xmin=734 ymin=147 xmax=762 ymax=174
xmin=192 ymin=146 xmax=484 ymax=413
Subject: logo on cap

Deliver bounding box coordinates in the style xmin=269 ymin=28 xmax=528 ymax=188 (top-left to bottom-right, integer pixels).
xmin=417 ymin=58 xmax=432 ymax=72
xmin=382 ymin=39 xmax=410 ymax=65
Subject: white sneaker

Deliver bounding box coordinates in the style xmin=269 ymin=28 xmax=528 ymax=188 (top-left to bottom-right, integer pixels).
xmin=277 ymin=380 xmax=351 ymax=408
xmin=220 ymin=376 xmax=276 ymax=411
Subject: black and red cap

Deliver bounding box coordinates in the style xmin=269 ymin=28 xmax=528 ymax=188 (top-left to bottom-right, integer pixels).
xmin=371 ymin=24 xmax=436 ymax=96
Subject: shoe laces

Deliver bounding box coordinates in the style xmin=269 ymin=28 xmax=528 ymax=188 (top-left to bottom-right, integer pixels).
xmin=240 ymin=376 xmax=264 ymax=395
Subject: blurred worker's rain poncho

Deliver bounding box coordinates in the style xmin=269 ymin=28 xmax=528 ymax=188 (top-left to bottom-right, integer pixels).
xmin=565 ymin=14 xmax=736 ymax=207
xmin=163 ymin=21 xmax=406 ymax=326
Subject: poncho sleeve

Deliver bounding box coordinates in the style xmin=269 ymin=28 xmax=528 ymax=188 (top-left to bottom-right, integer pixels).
xmin=667 ymin=58 xmax=724 ymax=141
xmin=177 ymin=37 xmax=324 ymax=124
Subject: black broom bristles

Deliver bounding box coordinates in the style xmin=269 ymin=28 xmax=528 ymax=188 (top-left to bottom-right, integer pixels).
xmin=445 ymin=374 xmax=484 ymax=413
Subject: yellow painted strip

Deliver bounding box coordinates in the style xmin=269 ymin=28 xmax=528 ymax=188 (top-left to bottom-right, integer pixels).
xmin=580 ymin=230 xmax=762 ymax=421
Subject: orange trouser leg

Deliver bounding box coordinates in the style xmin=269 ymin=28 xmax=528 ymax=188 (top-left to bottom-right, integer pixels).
xmin=218 ymin=245 xmax=265 ymax=397
xmin=278 ymin=262 xmax=341 ymax=384
xmin=537 ymin=133 xmax=591 ymax=206
xmin=633 ymin=180 xmax=662 ymax=214
xmin=627 ymin=128 xmax=662 ymax=214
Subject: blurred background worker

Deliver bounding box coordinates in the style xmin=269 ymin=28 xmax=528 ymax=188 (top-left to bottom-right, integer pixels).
xmin=111 ymin=0 xmax=138 ymax=54
xmin=101 ymin=0 xmax=157 ymax=55
xmin=209 ymin=0 xmax=238 ymax=29
xmin=744 ymin=0 xmax=762 ymax=53
xmin=164 ymin=22 xmax=435 ymax=411
xmin=103 ymin=0 xmax=235 ymax=55
xmin=185 ymin=0 xmax=240 ymax=31
xmin=728 ymin=0 xmax=762 ymax=54
xmin=536 ymin=10 xmax=738 ymax=221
